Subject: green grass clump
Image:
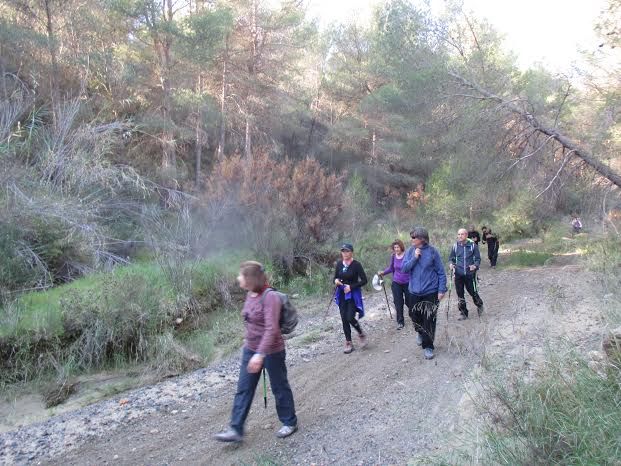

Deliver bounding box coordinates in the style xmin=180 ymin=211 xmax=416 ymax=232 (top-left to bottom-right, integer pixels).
xmin=585 ymin=236 xmax=621 ymax=290
xmin=0 ymin=256 xmax=243 ymax=387
xmin=478 ymin=352 xmax=621 ymax=465
xmin=501 ymin=250 xmax=553 ymax=268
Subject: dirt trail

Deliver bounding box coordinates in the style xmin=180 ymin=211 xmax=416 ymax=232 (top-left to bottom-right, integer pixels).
xmin=1 ymin=260 xmax=607 ymax=465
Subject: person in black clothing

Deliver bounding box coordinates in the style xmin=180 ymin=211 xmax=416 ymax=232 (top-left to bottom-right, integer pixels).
xmin=449 ymin=229 xmax=484 ymax=320
xmin=333 ymin=243 xmax=368 ymax=354
xmin=481 ymin=227 xmax=500 ymax=268
xmin=467 ymin=225 xmax=481 ymax=245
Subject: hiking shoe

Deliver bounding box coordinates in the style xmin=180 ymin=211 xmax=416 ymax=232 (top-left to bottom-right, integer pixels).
xmin=214 ymin=427 xmax=242 ymax=443
xmin=358 ymin=333 xmax=368 ymax=349
xmin=457 ymin=314 xmax=468 ymax=321
xmin=477 ymin=304 xmax=484 ymax=317
xmin=424 ymin=348 xmax=434 ymax=360
xmin=397 ymin=323 xmax=404 ymax=330
xmin=416 ymin=333 xmax=422 ymax=346
xmin=344 ymin=341 xmax=353 ymax=354
xmin=275 ymin=424 xmax=298 ymax=438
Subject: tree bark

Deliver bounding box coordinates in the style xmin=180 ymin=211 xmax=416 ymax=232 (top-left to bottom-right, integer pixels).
xmin=195 ymin=73 xmax=203 ymax=186
xmin=216 ymin=34 xmax=229 ymax=160
xmin=0 ymin=47 xmax=7 ymax=100
xmin=449 ymin=72 xmax=621 ymax=189
xmin=159 ymin=0 xmax=176 ymax=177
xmin=43 ymin=0 xmax=60 ymax=126
xmin=244 ymin=115 xmax=252 ymax=160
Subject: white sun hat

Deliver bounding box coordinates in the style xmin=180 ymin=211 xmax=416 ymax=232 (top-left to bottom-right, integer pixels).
xmin=372 ymin=274 xmax=384 ymax=291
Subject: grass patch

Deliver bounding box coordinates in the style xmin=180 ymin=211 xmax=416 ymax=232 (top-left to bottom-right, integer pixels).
xmin=0 ymin=255 xmax=244 ymax=388
xmin=479 ymin=352 xmax=621 ymax=465
xmin=585 ymin=236 xmax=621 ymax=291
xmin=295 ymin=329 xmax=324 ymax=346
xmin=242 ymin=456 xmax=281 ymax=466
xmin=501 ymin=250 xmax=553 ymax=268
xmin=420 ymin=346 xmax=621 ymax=466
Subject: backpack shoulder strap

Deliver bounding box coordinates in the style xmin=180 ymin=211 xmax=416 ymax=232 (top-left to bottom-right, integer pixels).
xmin=259 ymin=287 xmax=275 ymax=305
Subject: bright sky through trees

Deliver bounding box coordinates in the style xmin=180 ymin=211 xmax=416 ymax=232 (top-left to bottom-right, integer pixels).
xmin=306 ymin=0 xmax=608 ymax=71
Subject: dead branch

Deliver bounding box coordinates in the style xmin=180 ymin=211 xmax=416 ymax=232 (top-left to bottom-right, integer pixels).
xmin=535 ymin=149 xmax=574 ymax=199
xmin=449 ymin=71 xmax=621 ymax=189
xmin=505 ymin=134 xmax=556 ymax=171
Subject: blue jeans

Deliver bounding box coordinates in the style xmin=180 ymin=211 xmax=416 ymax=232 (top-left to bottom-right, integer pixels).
xmin=230 ymin=347 xmax=297 ymax=435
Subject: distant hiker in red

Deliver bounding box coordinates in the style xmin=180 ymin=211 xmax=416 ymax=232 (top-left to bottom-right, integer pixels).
xmin=214 ymin=261 xmax=297 ymax=443
xmin=449 ymin=229 xmax=484 ymax=320
xmin=333 ymin=243 xmax=368 ymax=354
xmin=378 ymin=239 xmax=410 ymax=330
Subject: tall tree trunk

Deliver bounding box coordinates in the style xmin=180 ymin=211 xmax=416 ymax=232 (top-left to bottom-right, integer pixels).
xmin=371 ymin=129 xmax=376 ymax=162
xmin=195 ymin=73 xmax=203 ymax=186
xmin=160 ymin=0 xmax=176 ymax=177
xmin=216 ymin=34 xmax=229 ymax=159
xmin=244 ymin=115 xmax=252 ymax=160
xmin=43 ymin=0 xmax=60 ymax=126
xmin=0 ymin=47 xmax=7 ymax=100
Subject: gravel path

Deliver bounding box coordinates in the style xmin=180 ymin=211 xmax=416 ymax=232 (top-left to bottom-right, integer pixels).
xmin=0 ymin=261 xmax=606 ymax=465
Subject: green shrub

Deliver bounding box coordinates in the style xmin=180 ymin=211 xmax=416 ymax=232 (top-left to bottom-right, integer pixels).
xmin=0 ymin=256 xmax=242 ymax=386
xmin=585 ymin=236 xmax=621 ymax=293
xmin=0 ymin=221 xmax=44 ymax=295
xmin=61 ymin=272 xmax=173 ymax=369
xmin=474 ymin=351 xmax=621 ymax=465
xmin=493 ymin=193 xmax=539 ymax=241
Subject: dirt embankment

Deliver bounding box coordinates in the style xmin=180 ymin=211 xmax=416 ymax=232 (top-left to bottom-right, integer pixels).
xmin=0 ymin=259 xmax=607 ymax=465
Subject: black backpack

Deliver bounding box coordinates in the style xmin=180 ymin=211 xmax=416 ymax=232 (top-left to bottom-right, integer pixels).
xmin=260 ymin=288 xmax=299 ymax=335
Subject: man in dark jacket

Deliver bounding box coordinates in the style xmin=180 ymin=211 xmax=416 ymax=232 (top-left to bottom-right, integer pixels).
xmin=402 ymin=227 xmax=447 ymax=360
xmin=449 ymin=228 xmax=484 ymax=320
xmin=481 ymin=227 xmax=500 ymax=268
xmin=467 ymin=225 xmax=481 ymax=245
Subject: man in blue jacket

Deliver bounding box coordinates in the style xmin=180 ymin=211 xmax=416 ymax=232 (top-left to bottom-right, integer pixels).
xmin=401 ymin=227 xmax=447 ymax=360
xmin=449 ymin=228 xmax=484 ymax=320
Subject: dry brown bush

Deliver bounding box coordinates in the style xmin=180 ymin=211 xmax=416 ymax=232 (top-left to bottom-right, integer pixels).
xmin=202 ymin=153 xmax=345 ymax=255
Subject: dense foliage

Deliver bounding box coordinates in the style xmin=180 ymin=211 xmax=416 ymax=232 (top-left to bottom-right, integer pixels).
xmin=1 ymin=1 xmax=620 ymax=407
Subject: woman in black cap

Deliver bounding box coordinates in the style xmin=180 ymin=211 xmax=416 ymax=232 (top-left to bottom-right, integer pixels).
xmin=333 ymin=243 xmax=368 ymax=353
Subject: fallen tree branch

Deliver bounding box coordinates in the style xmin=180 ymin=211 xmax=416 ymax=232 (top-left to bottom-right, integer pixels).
xmin=449 ymin=71 xmax=621 ymax=189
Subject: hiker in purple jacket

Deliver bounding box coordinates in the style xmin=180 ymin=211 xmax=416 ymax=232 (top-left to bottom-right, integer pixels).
xmin=214 ymin=261 xmax=297 ymax=443
xmin=378 ymin=239 xmax=411 ymax=330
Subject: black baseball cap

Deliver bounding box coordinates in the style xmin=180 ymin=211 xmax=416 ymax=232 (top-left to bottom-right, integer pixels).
xmin=340 ymin=243 xmax=354 ymax=252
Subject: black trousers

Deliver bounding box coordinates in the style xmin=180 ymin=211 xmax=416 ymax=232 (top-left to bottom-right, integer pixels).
xmin=338 ymin=298 xmax=363 ymax=342
xmin=409 ymin=292 xmax=439 ymax=350
xmin=455 ymin=273 xmax=483 ymax=317
xmin=487 ymin=243 xmax=499 ymax=266
xmin=391 ymin=281 xmax=410 ymax=326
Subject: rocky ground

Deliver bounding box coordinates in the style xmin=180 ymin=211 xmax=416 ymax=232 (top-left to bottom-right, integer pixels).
xmin=0 ymin=258 xmax=608 ymax=465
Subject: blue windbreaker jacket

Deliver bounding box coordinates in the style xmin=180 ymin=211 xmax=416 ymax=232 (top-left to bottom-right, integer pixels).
xmin=401 ymin=244 xmax=448 ymax=296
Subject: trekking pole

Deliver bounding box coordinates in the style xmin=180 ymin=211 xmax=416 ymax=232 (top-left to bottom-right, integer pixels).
xmin=381 ymin=282 xmax=393 ymax=319
xmin=323 ymin=285 xmax=337 ymax=318
xmin=445 ymin=269 xmax=454 ymax=342
xmin=446 ymin=269 xmax=454 ymax=322
xmin=262 ymin=368 xmax=267 ymax=409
